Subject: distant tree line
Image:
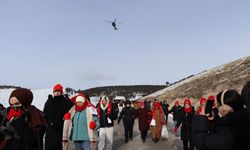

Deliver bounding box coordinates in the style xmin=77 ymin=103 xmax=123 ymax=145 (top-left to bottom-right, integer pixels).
xmin=0 ymin=85 xmax=21 ymax=89
xmin=81 ymin=85 xmax=166 ymax=99
xmin=166 ymin=75 xmax=194 ymax=87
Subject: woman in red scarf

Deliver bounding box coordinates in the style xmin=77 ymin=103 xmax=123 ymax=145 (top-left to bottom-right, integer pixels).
xmin=175 ymin=99 xmax=195 ymax=150
xmin=150 ymin=101 xmax=165 ymax=143
xmin=63 ymin=95 xmax=98 ymax=150
xmin=196 ymin=98 xmax=206 ymax=115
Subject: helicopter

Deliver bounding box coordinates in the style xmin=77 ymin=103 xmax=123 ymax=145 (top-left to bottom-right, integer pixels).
xmin=107 ymin=18 xmax=121 ymax=30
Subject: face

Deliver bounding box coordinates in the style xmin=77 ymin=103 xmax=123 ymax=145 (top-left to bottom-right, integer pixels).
xmin=76 ymin=102 xmax=84 ymax=107
xmin=201 ymin=102 xmax=206 ymax=107
xmin=9 ymin=97 xmax=22 ymax=109
xmin=140 ymin=104 xmax=145 ymax=109
xmin=102 ymin=99 xmax=107 ymax=105
xmin=184 ymin=104 xmax=190 ymax=108
xmin=53 ymin=90 xmax=62 ymax=96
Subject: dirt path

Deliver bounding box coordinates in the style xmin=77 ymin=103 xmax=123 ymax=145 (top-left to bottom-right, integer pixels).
xmin=113 ymin=118 xmax=183 ymax=150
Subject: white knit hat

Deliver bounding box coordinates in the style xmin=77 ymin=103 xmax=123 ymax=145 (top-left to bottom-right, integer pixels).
xmin=75 ymin=96 xmax=86 ymax=103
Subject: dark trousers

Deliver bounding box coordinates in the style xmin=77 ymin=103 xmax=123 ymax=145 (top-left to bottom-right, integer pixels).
xmin=124 ymin=121 xmax=134 ymax=141
xmin=140 ymin=130 xmax=148 ymax=140
xmin=183 ymin=140 xmax=194 ymax=150
xmin=165 ymin=114 xmax=169 ymax=124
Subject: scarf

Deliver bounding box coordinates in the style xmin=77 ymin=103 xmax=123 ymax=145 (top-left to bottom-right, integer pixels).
xmin=75 ymin=102 xmax=88 ymax=112
xmin=184 ymin=106 xmax=193 ymax=113
xmin=7 ymin=107 xmax=23 ymax=121
xmin=26 ymin=105 xmax=46 ymax=131
xmin=97 ymin=100 xmax=112 ymax=119
xmin=151 ymin=102 xmax=163 ymax=119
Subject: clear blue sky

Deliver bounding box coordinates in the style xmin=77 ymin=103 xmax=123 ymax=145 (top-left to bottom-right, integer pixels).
xmin=0 ymin=0 xmax=249 ymax=90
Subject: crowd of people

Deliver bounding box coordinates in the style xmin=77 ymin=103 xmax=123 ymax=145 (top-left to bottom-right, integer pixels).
xmin=0 ymin=81 xmax=249 ymax=150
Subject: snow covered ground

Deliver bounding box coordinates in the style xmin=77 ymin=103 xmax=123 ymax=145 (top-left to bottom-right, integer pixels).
xmin=0 ymin=88 xmax=52 ymax=110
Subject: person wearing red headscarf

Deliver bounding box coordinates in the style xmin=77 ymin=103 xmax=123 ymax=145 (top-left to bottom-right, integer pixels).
xmin=175 ymin=99 xmax=195 ymax=150
xmin=150 ymin=101 xmax=165 ymax=143
xmin=62 ymin=94 xmax=98 ymax=150
xmin=196 ymin=98 xmax=207 ymax=115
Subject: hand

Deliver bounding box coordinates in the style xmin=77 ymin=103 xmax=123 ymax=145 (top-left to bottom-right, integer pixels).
xmin=62 ymin=139 xmax=68 ymax=143
xmin=173 ymin=127 xmax=178 ymax=134
xmin=90 ymin=140 xmax=97 ymax=143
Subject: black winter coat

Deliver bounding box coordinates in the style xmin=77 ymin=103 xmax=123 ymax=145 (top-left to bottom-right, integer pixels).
xmin=170 ymin=105 xmax=182 ymax=121
xmin=118 ymin=107 xmax=136 ymax=125
xmin=176 ymin=108 xmax=195 ymax=141
xmin=192 ymin=115 xmax=234 ymax=150
xmin=43 ymin=95 xmax=73 ymax=150
xmin=4 ymin=110 xmax=45 ymax=150
xmin=98 ymin=103 xmax=118 ymax=128
xmin=226 ymin=110 xmax=250 ymax=150
xmin=134 ymin=108 xmax=150 ymax=131
xmin=162 ymin=103 xmax=169 ymax=116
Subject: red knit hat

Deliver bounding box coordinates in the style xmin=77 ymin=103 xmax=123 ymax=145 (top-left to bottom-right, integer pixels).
xmin=208 ymin=95 xmax=215 ymax=101
xmin=184 ymin=99 xmax=191 ymax=105
xmin=208 ymin=95 xmax=216 ymax=106
xmin=53 ymin=84 xmax=63 ymax=93
xmin=175 ymin=101 xmax=179 ymax=106
xmin=9 ymin=88 xmax=33 ymax=107
xmin=200 ymin=98 xmax=206 ymax=105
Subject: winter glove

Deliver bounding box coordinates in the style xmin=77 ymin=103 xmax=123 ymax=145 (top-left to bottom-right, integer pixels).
xmin=64 ymin=112 xmax=71 ymax=120
xmin=89 ymin=121 xmax=97 ymax=129
xmin=173 ymin=126 xmax=179 ymax=134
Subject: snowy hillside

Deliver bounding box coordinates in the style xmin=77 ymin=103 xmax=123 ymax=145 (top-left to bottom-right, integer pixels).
xmin=142 ymin=56 xmax=250 ymax=105
xmin=0 ymin=88 xmax=52 ymax=110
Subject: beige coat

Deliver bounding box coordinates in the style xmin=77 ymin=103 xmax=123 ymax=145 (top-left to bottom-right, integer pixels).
xmin=150 ymin=109 xmax=165 ymax=140
xmin=62 ymin=105 xmax=98 ymax=150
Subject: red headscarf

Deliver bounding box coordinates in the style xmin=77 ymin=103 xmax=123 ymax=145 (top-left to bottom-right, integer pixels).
xmin=151 ymin=101 xmax=164 ymax=118
xmin=197 ymin=98 xmax=206 ymax=114
xmin=184 ymin=99 xmax=193 ymax=113
xmin=175 ymin=101 xmax=179 ymax=106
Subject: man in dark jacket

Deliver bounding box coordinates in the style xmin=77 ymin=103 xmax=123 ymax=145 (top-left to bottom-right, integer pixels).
xmin=162 ymin=100 xmax=169 ymax=124
xmin=118 ymin=100 xmax=136 ymax=143
xmin=43 ymin=84 xmax=73 ymax=150
xmin=170 ymin=100 xmax=182 ymax=127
